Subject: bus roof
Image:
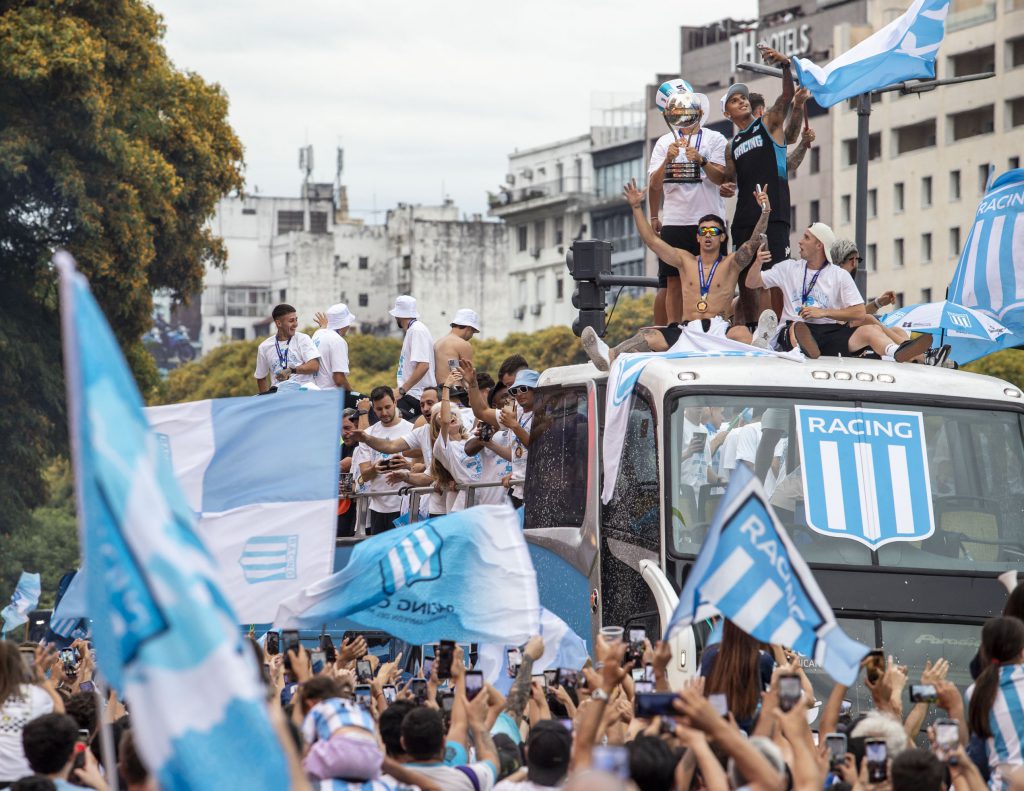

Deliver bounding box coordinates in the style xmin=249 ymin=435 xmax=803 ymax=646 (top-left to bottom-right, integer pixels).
xmin=537 ymin=356 xmax=1024 ymax=409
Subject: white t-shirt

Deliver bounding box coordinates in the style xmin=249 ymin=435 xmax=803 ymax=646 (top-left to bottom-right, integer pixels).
xmin=405 ymin=423 xmax=446 ymax=515
xmin=509 ymin=409 xmax=533 ymax=499
xmin=479 ymin=425 xmax=514 ymax=503
xmin=648 ymin=128 xmax=728 ymax=226
xmin=254 ymin=332 xmax=320 ymax=386
xmin=0 ymin=686 xmax=55 ymax=781
xmin=311 ymin=328 xmax=350 ymax=390
xmin=404 ymin=762 xmax=496 ymax=791
xmin=358 ymin=418 xmax=414 ymax=513
xmin=733 ymin=423 xmax=764 ymax=470
xmin=495 ymin=781 xmax=563 ymax=790
xmin=397 ymin=320 xmax=437 ymax=399
xmin=761 ymin=259 xmax=865 ymax=326
xmin=433 ymin=434 xmax=486 ymax=511
xmin=765 ymin=438 xmax=789 ymax=497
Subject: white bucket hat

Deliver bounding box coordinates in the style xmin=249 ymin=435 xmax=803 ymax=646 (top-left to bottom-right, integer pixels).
xmin=326 ymin=303 xmax=356 ymax=330
xmin=388 ymin=295 xmax=419 ymax=319
xmin=451 ymin=308 xmax=481 ymax=332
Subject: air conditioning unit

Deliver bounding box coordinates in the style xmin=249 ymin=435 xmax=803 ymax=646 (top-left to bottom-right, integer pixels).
xmin=505 ymin=173 xmax=516 ymax=185
xmin=530 ymin=303 xmax=543 ymax=315
xmin=513 ymin=306 xmax=525 ymax=320
xmin=530 ymin=247 xmax=542 ymax=259
xmin=520 ymin=167 xmax=534 ymax=180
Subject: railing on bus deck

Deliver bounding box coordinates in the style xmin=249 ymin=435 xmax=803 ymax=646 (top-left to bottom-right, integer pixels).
xmin=338 ymin=480 xmax=525 ymax=540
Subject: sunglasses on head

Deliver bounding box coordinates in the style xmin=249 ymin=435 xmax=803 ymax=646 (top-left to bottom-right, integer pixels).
xmin=698 ymin=227 xmax=724 ymax=237
xmin=508 ymin=385 xmax=532 ymax=396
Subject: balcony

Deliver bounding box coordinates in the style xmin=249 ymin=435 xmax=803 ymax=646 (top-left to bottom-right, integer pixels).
xmin=487 ymin=176 xmax=592 ymax=217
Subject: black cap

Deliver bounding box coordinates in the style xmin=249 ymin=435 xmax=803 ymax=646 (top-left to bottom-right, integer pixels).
xmin=526 ymin=720 xmax=572 ymax=786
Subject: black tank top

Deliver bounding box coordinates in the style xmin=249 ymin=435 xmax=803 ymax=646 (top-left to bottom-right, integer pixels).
xmin=731 ymin=118 xmax=790 ymax=228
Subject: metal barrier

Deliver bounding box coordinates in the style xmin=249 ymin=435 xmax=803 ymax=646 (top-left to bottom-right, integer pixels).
xmin=339 ymin=480 xmax=525 ymax=539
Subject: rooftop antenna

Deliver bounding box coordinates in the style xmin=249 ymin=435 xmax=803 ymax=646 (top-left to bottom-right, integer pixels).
xmin=299 ymin=144 xmax=314 ymax=184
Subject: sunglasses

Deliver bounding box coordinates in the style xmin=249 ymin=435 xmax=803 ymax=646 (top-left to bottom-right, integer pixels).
xmin=697 ymin=227 xmax=724 ymax=237
xmin=508 ymin=385 xmax=533 ymax=396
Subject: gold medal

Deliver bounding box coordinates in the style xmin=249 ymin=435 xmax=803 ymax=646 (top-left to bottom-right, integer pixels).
xmin=696 ymin=299 xmax=708 ymax=312
xmin=515 ymin=445 xmax=524 ymax=458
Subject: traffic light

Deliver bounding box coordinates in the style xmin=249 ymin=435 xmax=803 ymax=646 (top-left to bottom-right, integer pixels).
xmin=566 ymin=240 xmax=613 ymax=337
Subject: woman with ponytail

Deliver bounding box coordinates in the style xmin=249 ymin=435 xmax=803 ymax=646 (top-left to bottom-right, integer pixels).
xmin=967 ymin=616 xmax=1024 ymax=790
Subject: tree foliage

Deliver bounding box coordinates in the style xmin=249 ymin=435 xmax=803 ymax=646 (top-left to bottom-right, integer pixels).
xmin=0 ymin=0 xmax=244 ymax=530
xmin=964 ymin=349 xmax=1024 ymax=388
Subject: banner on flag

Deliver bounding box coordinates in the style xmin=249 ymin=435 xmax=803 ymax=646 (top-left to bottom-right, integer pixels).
xmin=602 ymin=330 xmax=801 ymax=503
xmin=664 ymin=466 xmax=868 ymax=685
xmin=791 ymin=0 xmax=949 ymax=107
xmin=57 ymin=254 xmax=288 ymax=791
xmin=1 ymin=572 xmax=40 ymax=633
xmin=145 ymin=391 xmax=341 ymax=623
xmin=947 ymin=168 xmax=1024 ymax=362
xmin=274 ymin=504 xmax=540 ymax=646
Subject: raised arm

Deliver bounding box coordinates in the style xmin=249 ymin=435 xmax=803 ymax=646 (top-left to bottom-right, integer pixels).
xmin=784 ymin=87 xmax=811 ymax=145
xmin=721 ymin=140 xmax=737 ymax=183
xmin=624 ymin=179 xmax=689 ymax=269
xmin=460 ymin=358 xmax=500 ymax=428
xmin=760 ymin=46 xmax=795 ymax=144
xmin=786 ymin=128 xmax=815 ymax=174
xmin=352 ymin=432 xmax=411 ymax=455
xmin=732 ymin=190 xmax=772 ymax=270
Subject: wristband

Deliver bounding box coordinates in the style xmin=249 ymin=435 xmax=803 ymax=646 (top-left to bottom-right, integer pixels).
xmin=357 ymin=409 xmax=369 ymax=416
xmin=591 ymin=688 xmax=610 ymax=702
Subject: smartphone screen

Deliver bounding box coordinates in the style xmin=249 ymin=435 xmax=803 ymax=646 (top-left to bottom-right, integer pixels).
xmin=19 ymin=649 xmax=34 ymax=675
xmin=866 ymin=739 xmax=888 ymax=782
xmin=778 ymin=674 xmax=801 ymax=712
xmin=354 ymin=684 xmax=372 ymax=708
xmin=356 ymin=659 xmax=372 ymax=682
xmin=265 ymin=632 xmax=280 ymax=656
xmin=557 ymin=668 xmax=578 ymax=689
xmin=634 ymin=680 xmax=654 ymax=694
xmin=465 ymin=670 xmax=484 ymax=700
xmin=411 ymin=679 xmax=428 ymax=705
xmin=839 ymin=698 xmax=853 ymax=716
xmin=441 ymin=692 xmax=455 ymax=712
xmin=78 ymin=680 xmax=95 ymax=694
xmin=281 ymin=630 xmax=300 ymax=654
xmin=631 ymin=667 xmax=645 ymax=682
xmin=422 ymin=657 xmax=434 ymax=679
xmin=533 ymin=673 xmax=546 ymax=690
xmin=544 ymin=668 xmax=558 ymax=687
xmin=909 ymin=683 xmax=938 ymax=703
xmin=635 ymin=692 xmax=678 ymax=718
xmin=310 ymin=650 xmax=325 ymax=675
xmin=319 ymin=634 xmax=336 ymax=664
xmin=436 ymin=640 xmax=455 ymax=679
xmin=826 ymin=733 xmax=847 ymax=766
xmin=507 ymin=647 xmax=522 ymax=674
xmin=935 ymin=719 xmax=959 ymax=753
xmin=592 ymin=745 xmax=630 ymax=779
xmin=709 ymin=692 xmax=729 ymax=717
xmin=382 ymin=685 xmax=397 ymax=704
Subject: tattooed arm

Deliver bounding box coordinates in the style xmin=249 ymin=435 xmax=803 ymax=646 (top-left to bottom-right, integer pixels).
xmin=733 ymin=191 xmax=772 ymax=270
xmin=503 ymin=635 xmax=543 ymax=726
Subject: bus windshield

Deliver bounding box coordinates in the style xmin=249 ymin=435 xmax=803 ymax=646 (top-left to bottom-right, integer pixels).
xmin=669 ymin=393 xmax=1024 ymax=573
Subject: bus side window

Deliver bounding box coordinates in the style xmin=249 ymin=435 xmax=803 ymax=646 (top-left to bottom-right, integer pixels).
xmin=522 ymin=388 xmax=589 ymax=529
xmin=603 ymin=394 xmax=659 ymax=550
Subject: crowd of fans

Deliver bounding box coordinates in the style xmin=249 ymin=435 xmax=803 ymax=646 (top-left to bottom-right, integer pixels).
xmin=2 ymin=582 xmax=1023 ymax=789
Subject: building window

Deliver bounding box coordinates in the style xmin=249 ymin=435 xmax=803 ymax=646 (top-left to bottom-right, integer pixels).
xmin=279 ymin=289 xmax=287 ymax=301
xmin=1011 ymin=156 xmax=1021 ymax=170
xmin=556 ymin=278 xmax=564 ymax=301
xmin=556 ymin=162 xmax=565 ymax=192
xmin=979 ymin=163 xmax=991 ymax=192
xmin=867 ymin=243 xmax=878 ymax=273
xmin=921 ymin=232 xmax=932 ymax=263
xmin=554 ymin=217 xmax=564 ymax=246
xmin=1009 ymin=97 xmax=1024 ymax=129
xmin=402 ymin=254 xmax=412 ymax=270
xmin=949 ymin=105 xmax=995 ymax=141
xmin=921 ymin=176 xmax=932 ymax=208
xmin=809 ymin=147 xmax=820 ymax=174
xmin=1011 ymin=36 xmax=1024 ymax=69
xmin=893 ymin=119 xmax=936 ymax=154
xmin=894 ymin=238 xmax=904 ymax=268
xmin=338 ymin=259 xmax=349 ymax=269
xmin=534 ymin=220 xmax=546 ymax=250
xmin=894 ymin=182 xmax=905 ymax=212
xmin=358 ymin=293 xmax=368 ymax=307
xmin=276 ymin=210 xmax=304 ymax=234
xmin=841 ymin=194 xmax=851 ymax=223
xmin=309 ymin=211 xmax=328 ymax=234
xmin=948 ymin=45 xmax=994 ymax=77
xmin=921 ymin=287 xmax=932 ymax=303
xmin=895 ymin=292 xmax=904 ymax=308
xmin=809 ymin=200 xmax=820 ymax=224
xmin=517 ymin=225 xmax=528 ymax=253
xmin=950 ymin=227 xmax=962 ymax=257
xmin=842 ymin=133 xmax=881 ymax=165
xmin=950 ymin=170 xmax=961 ymax=201
xmin=358 ymin=256 xmax=369 ymax=270
xmin=790 ymin=205 xmax=797 ymax=228
xmin=231 ymin=327 xmax=246 ymax=341
xmin=868 ymin=189 xmax=878 ymax=219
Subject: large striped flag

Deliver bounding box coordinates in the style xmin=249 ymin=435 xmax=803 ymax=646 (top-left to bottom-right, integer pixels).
xmin=664 ymin=465 xmax=868 ymax=685
xmin=947 ymin=168 xmax=1024 ymax=363
xmin=56 ymin=253 xmax=289 ymax=791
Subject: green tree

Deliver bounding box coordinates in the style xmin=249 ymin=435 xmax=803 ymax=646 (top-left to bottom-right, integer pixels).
xmin=965 ymin=349 xmax=1024 ymax=387
xmin=0 ymin=1 xmax=244 ymax=531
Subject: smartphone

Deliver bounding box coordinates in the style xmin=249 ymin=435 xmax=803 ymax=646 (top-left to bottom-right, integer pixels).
xmin=354 ymin=684 xmax=372 ymax=708
xmin=319 ymin=634 xmax=336 ymax=665
xmin=19 ymin=648 xmax=34 ymax=675
xmin=422 ymin=657 xmax=434 ymax=680
xmin=866 ymin=738 xmax=888 ymax=782
xmin=826 ymin=733 xmax=847 ymax=769
xmin=839 ymin=698 xmax=853 ymax=717
xmin=909 ymin=683 xmax=939 ymax=703
xmin=448 ymin=358 xmax=459 ymax=370
xmin=759 ymin=232 xmax=769 ymax=249
xmin=634 ymin=680 xmax=654 ymax=695
xmin=310 ymin=650 xmax=325 ymax=675
xmin=778 ymin=674 xmax=801 ymax=712
xmin=507 ymin=647 xmax=522 ymax=675
xmin=631 ymin=667 xmax=646 ymax=682
xmin=544 ymin=668 xmax=558 ymax=687
xmin=533 ymin=673 xmax=547 ymax=690
xmin=388 ymin=456 xmax=405 ymax=468
xmin=865 ymin=649 xmax=885 ymax=683
xmin=436 ymin=640 xmax=455 ymax=679
xmin=60 ymin=648 xmax=77 ymax=674
xmin=690 ymin=431 xmax=707 ymax=448
xmin=557 ymin=668 xmax=579 ymax=690
xmin=626 ymin=628 xmax=646 ymax=666
xmin=465 ymin=670 xmax=484 ymax=701
xmin=411 ymin=678 xmax=429 ymax=705
xmin=78 ymin=680 xmax=95 ymax=694
xmin=593 ymin=745 xmax=630 ymax=779
xmin=934 ymin=718 xmax=959 ymax=758
xmin=812 ymin=730 xmax=819 ymax=746
xmin=635 ymin=692 xmax=678 ymax=718
xmin=645 ymin=664 xmax=655 ymax=682
xmin=709 ymin=692 xmax=729 ymax=718
xmin=265 ymin=632 xmax=280 ymax=656
xmin=281 ymin=630 xmax=300 ymax=654
xmin=382 ymin=684 xmax=397 ymax=704
xmin=356 ymin=659 xmax=373 ymax=682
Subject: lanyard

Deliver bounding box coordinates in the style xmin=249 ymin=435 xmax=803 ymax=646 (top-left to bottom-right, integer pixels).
xmin=679 ymin=128 xmax=703 ymax=154
xmin=274 ymin=336 xmax=291 ymax=369
xmin=801 ymin=264 xmax=825 ymax=306
xmin=698 ymin=254 xmax=723 ymax=298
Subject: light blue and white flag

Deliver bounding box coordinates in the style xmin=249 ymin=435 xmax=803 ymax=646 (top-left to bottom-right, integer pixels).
xmin=664 ymin=466 xmax=868 ymax=685
xmin=947 ymin=169 xmax=1024 ymax=363
xmin=1 ymin=572 xmax=40 ymax=633
xmin=602 ymin=330 xmax=802 ymax=503
xmin=56 ymin=254 xmax=288 ymax=791
xmin=791 ymin=0 xmax=949 ymax=107
xmin=274 ymin=504 xmax=540 ymax=645
xmin=145 ymin=389 xmax=341 ymax=623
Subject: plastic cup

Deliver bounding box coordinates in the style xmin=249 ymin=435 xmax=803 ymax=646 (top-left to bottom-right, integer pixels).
xmin=599 ymin=625 xmax=624 ymax=644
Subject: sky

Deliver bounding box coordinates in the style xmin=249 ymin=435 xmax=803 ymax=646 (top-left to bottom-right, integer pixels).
xmin=156 ymin=0 xmax=754 ymax=221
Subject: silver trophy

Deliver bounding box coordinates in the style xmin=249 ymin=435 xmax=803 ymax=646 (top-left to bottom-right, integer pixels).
xmin=662 ymin=92 xmax=704 ymax=184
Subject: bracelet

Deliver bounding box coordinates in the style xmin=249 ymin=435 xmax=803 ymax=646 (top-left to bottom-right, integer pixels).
xmin=357 ymin=409 xmax=368 ymax=416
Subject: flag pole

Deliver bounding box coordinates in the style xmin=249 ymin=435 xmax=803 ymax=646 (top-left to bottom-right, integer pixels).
xmin=853 ymin=93 xmax=871 ymax=299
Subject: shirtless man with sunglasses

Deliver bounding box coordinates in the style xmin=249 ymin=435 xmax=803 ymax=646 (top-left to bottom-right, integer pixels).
xmin=582 ymin=178 xmax=776 ymax=371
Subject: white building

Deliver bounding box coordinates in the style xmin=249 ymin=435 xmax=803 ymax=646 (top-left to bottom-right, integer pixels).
xmin=201 ymin=184 xmax=508 ymax=352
